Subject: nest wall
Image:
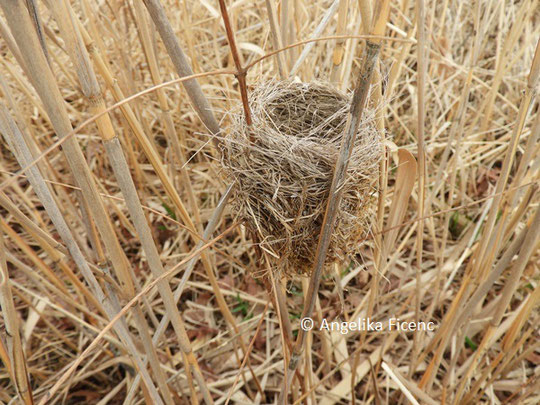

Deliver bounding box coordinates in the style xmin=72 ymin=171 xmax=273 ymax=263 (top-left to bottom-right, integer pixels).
xmin=220 ymin=81 xmax=383 ymax=277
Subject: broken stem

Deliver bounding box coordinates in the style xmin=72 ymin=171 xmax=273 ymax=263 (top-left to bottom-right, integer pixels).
xmin=218 ymin=0 xmax=253 ymax=127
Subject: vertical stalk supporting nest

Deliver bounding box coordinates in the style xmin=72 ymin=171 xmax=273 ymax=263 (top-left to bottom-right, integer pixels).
xmin=279 ymin=1 xmax=390 ymax=401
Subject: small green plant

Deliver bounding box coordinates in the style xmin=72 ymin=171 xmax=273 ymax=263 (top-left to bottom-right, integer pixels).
xmin=232 ymin=294 xmax=252 ymax=319
xmin=464 ymin=336 xmax=478 ymax=351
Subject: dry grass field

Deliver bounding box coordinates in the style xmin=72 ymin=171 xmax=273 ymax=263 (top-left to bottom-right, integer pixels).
xmin=0 ymin=0 xmax=538 ymax=404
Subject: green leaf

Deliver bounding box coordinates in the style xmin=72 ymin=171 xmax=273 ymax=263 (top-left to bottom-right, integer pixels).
xmin=464 ymin=336 xmax=477 ymax=351
xmin=341 ymin=261 xmax=354 ymax=277
xmin=232 ymin=293 xmax=249 ymax=317
xmin=161 ymin=202 xmax=177 ymax=221
xmin=449 ymin=211 xmax=471 ymax=238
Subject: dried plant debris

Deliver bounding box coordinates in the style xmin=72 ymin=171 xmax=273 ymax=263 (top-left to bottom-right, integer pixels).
xmin=221 ymin=80 xmax=383 ymax=276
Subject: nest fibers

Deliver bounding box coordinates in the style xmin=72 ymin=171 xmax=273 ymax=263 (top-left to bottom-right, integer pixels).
xmin=220 ymin=80 xmax=383 ymax=277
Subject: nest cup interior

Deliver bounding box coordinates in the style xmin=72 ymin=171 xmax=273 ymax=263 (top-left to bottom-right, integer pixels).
xmin=221 ymin=80 xmax=383 ymax=277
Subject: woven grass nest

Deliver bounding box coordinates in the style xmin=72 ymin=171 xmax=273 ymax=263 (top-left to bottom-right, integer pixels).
xmin=220 ymin=80 xmax=383 ymax=277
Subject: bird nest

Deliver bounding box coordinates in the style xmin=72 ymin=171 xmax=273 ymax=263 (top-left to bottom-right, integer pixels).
xmin=220 ymin=80 xmax=382 ymax=277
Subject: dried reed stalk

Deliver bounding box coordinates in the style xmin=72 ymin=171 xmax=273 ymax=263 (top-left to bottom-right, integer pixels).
xmin=0 ymin=1 xmax=169 ymax=402
xmin=280 ymin=2 xmax=390 ymax=402
xmin=0 ymin=230 xmax=33 ymax=404
xmin=218 ymin=0 xmax=252 ymax=126
xmin=125 ymin=183 xmax=234 ymax=400
xmin=138 ymin=2 xmax=265 ymax=399
xmin=47 ymin=1 xmax=214 ymax=402
xmin=288 ymin=0 xmax=340 ymax=78
xmin=131 ymin=0 xmax=200 ymax=224
xmin=0 ymin=190 xmax=67 ymax=255
xmin=264 ymin=0 xmax=287 ymax=79
xmin=411 ymin=0 xmax=428 ymax=375
xmin=142 ymin=0 xmax=220 ymax=136
xmin=329 ymin=0 xmax=349 ymax=83
xmin=0 ymin=0 xmax=537 ymax=402
xmin=0 ymin=106 xmax=163 ymax=404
